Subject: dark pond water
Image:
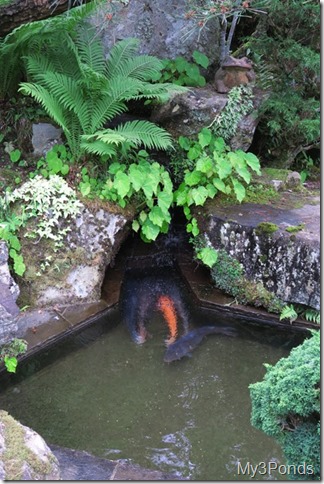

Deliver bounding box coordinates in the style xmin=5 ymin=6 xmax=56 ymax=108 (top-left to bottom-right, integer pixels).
xmin=0 ymin=303 xmax=306 ymax=480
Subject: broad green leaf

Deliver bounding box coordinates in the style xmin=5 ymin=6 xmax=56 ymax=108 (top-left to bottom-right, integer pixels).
xmin=47 ymin=155 xmax=63 ymax=174
xmin=158 ymin=190 xmax=173 ymax=213
xmin=192 ymin=224 xmax=200 ymax=236
xmin=242 ymin=151 xmax=261 ymax=174
xmin=188 ymin=144 xmax=202 ymax=160
xmin=79 ymin=182 xmax=91 ymax=196
xmin=141 ymin=219 xmax=160 ymax=241
xmin=132 ymin=220 xmax=140 ymax=232
xmin=198 ymin=128 xmax=212 ymax=148
xmin=9 ymin=149 xmax=21 ymax=163
xmin=61 ymin=164 xmax=70 ymax=175
xmin=109 ymin=162 xmax=125 ymax=175
xmin=212 ymin=178 xmax=226 ymax=193
xmin=178 ymin=136 xmax=191 ymax=151
xmin=192 ymin=50 xmax=209 ymax=68
xmin=173 ymin=184 xmax=188 ymax=206
xmin=139 ymin=211 xmax=147 ymax=223
xmin=206 ymin=183 xmax=217 ymax=198
xmin=215 ymin=156 xmax=232 ymax=179
xmin=184 ymin=170 xmax=202 ymax=186
xmin=148 ymin=206 xmax=169 ymax=227
xmin=232 ymin=178 xmax=246 ymax=202
xmin=128 ymin=164 xmax=143 ymax=191
xmin=9 ymin=235 xmax=21 ymax=251
xmin=174 ymin=56 xmax=189 ymax=73
xmin=213 ymin=137 xmax=226 ymax=152
xmin=196 ymin=156 xmax=213 ymax=173
xmin=185 ymin=63 xmax=200 ymax=81
xmin=4 ymin=356 xmax=18 ymax=373
xmin=228 ymin=153 xmax=251 ymax=183
xmin=142 ymin=173 xmax=159 ymax=199
xmin=114 ymin=172 xmax=130 ymax=199
xmin=196 ymin=247 xmax=218 ymax=268
xmin=191 ymin=186 xmax=209 ymax=206
xmin=183 ymin=205 xmax=191 ymax=220
xmin=12 ymin=252 xmax=26 ymax=276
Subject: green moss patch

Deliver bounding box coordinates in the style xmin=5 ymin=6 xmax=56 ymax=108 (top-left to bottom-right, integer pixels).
xmin=285 ymin=223 xmax=305 ymax=233
xmin=255 ymin=222 xmax=279 ymax=236
xmin=210 ymin=250 xmax=285 ymax=314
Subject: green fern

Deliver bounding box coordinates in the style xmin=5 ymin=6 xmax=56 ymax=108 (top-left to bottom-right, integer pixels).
xmin=19 ymin=27 xmax=185 ymax=160
xmin=0 ymin=2 xmax=98 ymax=98
xmin=81 ymin=120 xmax=172 ymax=156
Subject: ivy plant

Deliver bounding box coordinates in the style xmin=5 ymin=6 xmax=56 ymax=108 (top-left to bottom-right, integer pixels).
xmin=173 ymin=128 xmax=261 ymax=235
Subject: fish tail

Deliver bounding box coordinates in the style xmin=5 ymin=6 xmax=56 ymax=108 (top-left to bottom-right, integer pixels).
xmin=157 ymin=295 xmax=178 ymax=344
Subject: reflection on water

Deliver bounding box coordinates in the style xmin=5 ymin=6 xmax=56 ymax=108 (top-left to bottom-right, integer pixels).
xmin=0 ymin=307 xmax=305 ymax=480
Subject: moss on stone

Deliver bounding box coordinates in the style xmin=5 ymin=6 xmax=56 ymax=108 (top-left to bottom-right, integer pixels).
xmin=210 ymin=250 xmax=285 ymax=314
xmin=285 ymin=224 xmax=305 ymax=233
xmin=0 ymin=410 xmax=55 ymax=480
xmin=255 ymin=222 xmax=279 ymax=236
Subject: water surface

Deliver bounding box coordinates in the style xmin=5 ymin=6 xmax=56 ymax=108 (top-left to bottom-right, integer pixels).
xmin=0 ymin=307 xmax=304 ymax=480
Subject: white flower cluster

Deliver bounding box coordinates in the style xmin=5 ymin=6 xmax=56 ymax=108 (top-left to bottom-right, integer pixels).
xmin=7 ymin=175 xmax=83 ymax=247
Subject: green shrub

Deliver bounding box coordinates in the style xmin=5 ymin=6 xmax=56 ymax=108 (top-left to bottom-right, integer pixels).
xmin=248 ymin=0 xmax=320 ymax=165
xmin=249 ymin=330 xmax=320 ymax=479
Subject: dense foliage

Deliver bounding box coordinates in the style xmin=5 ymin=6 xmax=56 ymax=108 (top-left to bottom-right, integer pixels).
xmin=247 ymin=0 xmax=320 ymax=165
xmin=249 ymin=331 xmax=320 ymax=479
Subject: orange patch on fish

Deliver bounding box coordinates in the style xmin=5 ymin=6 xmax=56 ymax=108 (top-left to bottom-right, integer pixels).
xmin=157 ymin=295 xmax=178 ymax=345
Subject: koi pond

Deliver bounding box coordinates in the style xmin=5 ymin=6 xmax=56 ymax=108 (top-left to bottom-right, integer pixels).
xmin=0 ymin=298 xmax=305 ymax=480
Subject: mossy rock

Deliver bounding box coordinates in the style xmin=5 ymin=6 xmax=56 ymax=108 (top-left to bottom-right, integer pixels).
xmin=0 ymin=410 xmax=60 ymax=480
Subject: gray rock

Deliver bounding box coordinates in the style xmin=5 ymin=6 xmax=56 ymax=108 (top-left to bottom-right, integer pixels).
xmin=201 ymin=198 xmax=320 ymax=310
xmin=18 ymin=204 xmax=130 ymax=308
xmin=0 ymin=410 xmax=61 ymax=480
xmin=285 ymin=171 xmax=302 ymax=189
xmin=150 ymin=86 xmax=266 ymax=151
xmin=0 ymin=241 xmax=20 ymax=344
xmin=95 ymin=0 xmax=220 ymax=67
xmin=32 ymin=123 xmax=63 ymax=156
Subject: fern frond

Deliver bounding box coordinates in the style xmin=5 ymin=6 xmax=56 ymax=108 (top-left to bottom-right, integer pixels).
xmin=28 ymin=72 xmax=90 ymax=129
xmin=18 ymin=82 xmax=69 ymax=134
xmin=87 ymin=97 xmax=128 ymax=133
xmin=113 ymin=55 xmax=164 ymax=81
xmin=130 ymin=82 xmax=188 ymax=101
xmin=80 ymin=139 xmax=117 ymax=157
xmin=23 ymin=53 xmax=57 ymax=80
xmin=75 ymin=25 xmax=105 ymax=75
xmin=110 ymin=120 xmax=173 ymax=150
xmin=105 ymin=38 xmax=141 ymax=80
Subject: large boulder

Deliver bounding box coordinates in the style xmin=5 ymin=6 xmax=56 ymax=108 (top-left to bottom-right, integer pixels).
xmin=0 ymin=410 xmax=60 ymax=480
xmin=199 ymin=194 xmax=320 ymax=310
xmin=95 ymin=0 xmax=220 ymax=68
xmin=150 ymin=86 xmax=266 ymax=151
xmin=0 ymin=241 xmax=20 ymax=344
xmin=18 ymin=204 xmax=130 ymax=308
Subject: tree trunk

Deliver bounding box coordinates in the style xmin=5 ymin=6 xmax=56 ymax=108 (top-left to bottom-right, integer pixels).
xmin=0 ymin=0 xmax=90 ymax=37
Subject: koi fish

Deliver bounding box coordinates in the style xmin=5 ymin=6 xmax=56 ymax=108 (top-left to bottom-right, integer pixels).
xmin=157 ymin=294 xmax=178 ymax=344
xmin=164 ymin=326 xmax=236 ymax=363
